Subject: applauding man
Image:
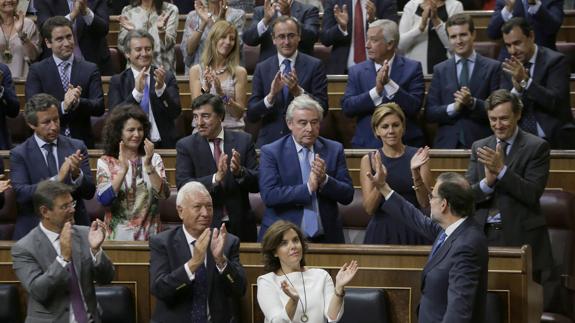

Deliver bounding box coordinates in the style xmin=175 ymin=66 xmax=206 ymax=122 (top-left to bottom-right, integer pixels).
xmin=109 ymin=29 xmax=181 ymax=148
xmin=150 ymin=181 xmax=246 ymax=322
xmin=12 ymin=180 xmax=114 ymax=322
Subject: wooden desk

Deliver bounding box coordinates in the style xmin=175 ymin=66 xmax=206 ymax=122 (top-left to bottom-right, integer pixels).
xmin=0 ymin=242 xmax=542 ymax=323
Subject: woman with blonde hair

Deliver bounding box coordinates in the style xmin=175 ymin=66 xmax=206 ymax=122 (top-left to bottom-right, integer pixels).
xmin=189 ymin=20 xmax=247 ymax=130
xmin=361 ymin=103 xmax=434 ymax=245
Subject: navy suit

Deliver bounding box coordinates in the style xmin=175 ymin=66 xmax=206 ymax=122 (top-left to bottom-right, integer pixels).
xmin=150 ymin=226 xmax=246 ymax=323
xmin=10 ymin=135 xmax=96 ymax=239
xmin=320 ymin=0 xmax=398 ymax=74
xmin=243 ymin=1 xmax=319 ymax=62
xmin=247 ymin=52 xmax=328 ymax=147
xmin=175 ymin=130 xmax=259 ymax=242
xmin=258 ymin=135 xmax=354 ymax=243
xmin=108 ymin=67 xmax=182 ymax=148
xmin=0 ymin=63 xmax=19 ymax=150
xmin=35 ymin=0 xmax=113 ymax=75
xmin=25 ymin=57 xmax=105 ymax=148
xmin=383 ymin=192 xmax=488 ymax=323
xmin=341 ymin=56 xmax=425 ymax=148
xmin=426 ymin=54 xmax=501 ymax=148
xmin=500 ymin=46 xmax=572 ymax=148
xmin=487 ymin=0 xmax=563 ymax=59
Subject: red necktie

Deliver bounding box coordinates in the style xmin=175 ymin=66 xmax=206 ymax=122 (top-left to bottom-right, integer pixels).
xmin=354 ymin=0 xmax=366 ymax=63
xmin=211 ymin=138 xmax=222 ymax=163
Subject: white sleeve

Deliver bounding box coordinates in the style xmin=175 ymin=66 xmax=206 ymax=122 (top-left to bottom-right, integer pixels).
xmin=322 ymin=270 xmax=344 ymax=322
xmin=257 ymin=275 xmax=292 ymax=322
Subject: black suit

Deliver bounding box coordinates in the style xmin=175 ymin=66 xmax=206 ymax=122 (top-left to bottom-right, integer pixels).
xmin=243 ymin=1 xmax=319 ymax=62
xmin=175 ymin=130 xmax=259 ymax=242
xmin=150 ymin=226 xmax=246 ymax=323
xmin=500 ymin=46 xmax=572 ymax=148
xmin=108 ymin=67 xmax=182 ymax=148
xmin=36 ymin=0 xmax=113 ymax=75
xmin=25 ymin=57 xmax=105 ymax=148
xmin=0 ymin=63 xmax=19 ymax=150
xmin=466 ymin=129 xmax=553 ymax=272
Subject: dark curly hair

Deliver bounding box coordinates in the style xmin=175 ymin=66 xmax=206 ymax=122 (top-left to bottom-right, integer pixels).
xmin=102 ymin=104 xmax=151 ymax=158
xmin=261 ymin=221 xmax=308 ymax=273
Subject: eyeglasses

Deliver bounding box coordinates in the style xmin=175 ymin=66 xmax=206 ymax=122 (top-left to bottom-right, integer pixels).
xmin=274 ymin=33 xmax=298 ymax=41
xmin=58 ymin=201 xmax=77 ymax=211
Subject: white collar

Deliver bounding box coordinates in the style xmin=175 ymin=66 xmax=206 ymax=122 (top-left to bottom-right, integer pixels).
xmin=39 ymin=222 xmax=60 ymax=244
xmin=444 ymin=217 xmax=467 ymax=237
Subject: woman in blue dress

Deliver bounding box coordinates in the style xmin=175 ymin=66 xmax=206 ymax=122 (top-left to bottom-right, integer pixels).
xmin=361 ymin=103 xmax=434 ymax=244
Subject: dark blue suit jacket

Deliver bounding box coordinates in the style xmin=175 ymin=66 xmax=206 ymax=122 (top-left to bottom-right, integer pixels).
xmin=426 ymin=54 xmax=501 ymax=148
xmin=175 ymin=130 xmax=260 ymax=242
xmin=247 ymin=52 xmax=328 ymax=147
xmin=35 ymin=0 xmax=113 ymax=75
xmin=384 ymin=193 xmax=488 ymax=323
xmin=242 ymin=1 xmax=319 ymax=62
xmin=500 ymin=46 xmax=572 ymax=147
xmin=487 ymin=0 xmax=563 ymax=59
xmin=258 ymin=135 xmax=354 ymax=243
xmin=25 ymin=57 xmax=105 ymax=148
xmin=320 ymin=0 xmax=398 ymax=74
xmin=0 ymin=63 xmax=19 ymax=150
xmin=341 ymin=56 xmax=425 ymax=148
xmin=10 ymin=135 xmax=96 ymax=239
xmin=150 ymin=226 xmax=246 ymax=323
xmin=108 ymin=66 xmax=182 ymax=148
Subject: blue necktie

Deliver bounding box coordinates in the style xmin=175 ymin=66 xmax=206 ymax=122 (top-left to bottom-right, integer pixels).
xmin=519 ymin=62 xmax=538 ymax=135
xmin=190 ymin=241 xmax=208 ymax=323
xmin=429 ymin=231 xmax=447 ymax=260
xmin=300 ymin=147 xmax=319 ymax=237
xmin=43 ymin=143 xmax=58 ymax=177
xmin=459 ymin=58 xmax=469 ymax=88
xmin=140 ymin=80 xmax=150 ymax=115
xmin=282 ymin=59 xmax=292 ymax=104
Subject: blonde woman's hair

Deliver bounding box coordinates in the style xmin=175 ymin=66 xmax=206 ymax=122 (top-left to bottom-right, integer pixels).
xmin=200 ymin=20 xmax=240 ymax=78
xmin=370 ymin=102 xmax=406 ymax=134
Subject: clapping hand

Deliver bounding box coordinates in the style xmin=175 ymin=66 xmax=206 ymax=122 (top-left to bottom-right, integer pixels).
xmin=410 ymin=146 xmax=430 ymax=171
xmin=154 ymin=66 xmax=166 ymax=90
xmin=157 ymin=11 xmax=172 ymax=33
xmin=210 ymin=223 xmax=227 ymax=266
xmin=375 ymin=60 xmax=390 ymax=95
xmin=333 ymin=4 xmax=348 ymax=31
xmin=143 ymin=138 xmax=155 ymax=169
xmin=281 ymin=280 xmax=300 ymax=301
xmin=187 ymin=228 xmax=211 ymax=272
xmin=0 ymin=176 xmax=11 ymax=194
xmin=214 ymin=152 xmax=229 ymax=184
xmin=88 ymin=219 xmax=107 ymax=253
xmin=282 ymin=68 xmax=302 ymax=97
xmin=366 ymin=151 xmax=388 ymax=191
xmin=334 ymin=260 xmax=359 ymax=291
xmin=119 ymin=15 xmax=135 ymax=31
xmin=230 ymin=149 xmax=242 ymax=176
xmin=366 ymin=0 xmax=376 ymax=22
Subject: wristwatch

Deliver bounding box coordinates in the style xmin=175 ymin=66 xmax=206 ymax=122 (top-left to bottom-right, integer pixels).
xmin=519 ymin=78 xmax=529 ymax=90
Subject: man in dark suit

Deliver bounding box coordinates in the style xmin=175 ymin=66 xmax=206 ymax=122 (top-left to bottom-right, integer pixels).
xmin=150 ymin=181 xmax=246 ymax=323
xmin=487 ymin=0 xmax=563 ymax=59
xmin=11 ymin=180 xmax=114 ymax=323
xmin=369 ymin=168 xmax=488 ymax=323
xmin=108 ymin=29 xmax=181 ymax=148
xmin=176 ymin=94 xmax=259 ymax=242
xmin=466 ymin=89 xmax=553 ymax=281
xmin=320 ymin=0 xmax=398 ymax=74
xmin=341 ymin=19 xmax=425 ymax=148
xmin=247 ymin=16 xmax=328 ymax=148
xmin=0 ymin=63 xmax=19 ymax=150
xmin=243 ymin=0 xmax=319 ymax=62
xmin=259 ymin=94 xmax=354 ymax=243
xmin=499 ymin=18 xmax=572 ymax=148
xmin=426 ymin=13 xmax=501 ymax=149
xmin=26 ymin=16 xmax=105 ymax=148
xmin=35 ymin=0 xmax=113 ymax=75
xmin=10 ymin=93 xmax=95 ymax=240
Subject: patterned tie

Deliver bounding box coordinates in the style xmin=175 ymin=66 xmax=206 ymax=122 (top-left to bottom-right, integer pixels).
xmin=67 ymin=260 xmax=89 ymax=323
xmin=211 ymin=138 xmax=222 ymax=163
xmin=300 ymin=147 xmax=319 ymax=237
xmin=428 ymin=231 xmax=447 ymax=260
xmin=281 ymin=59 xmax=292 ymax=104
xmin=353 ymin=0 xmax=366 ymax=63
xmin=190 ymin=241 xmax=208 ymax=323
xmin=500 ymin=140 xmax=509 ymax=160
xmin=43 ymin=143 xmax=58 ymax=177
xmin=140 ymin=80 xmax=150 ymax=115
xmin=59 ymin=61 xmax=70 ymax=91
xmin=459 ymin=58 xmax=469 ymax=88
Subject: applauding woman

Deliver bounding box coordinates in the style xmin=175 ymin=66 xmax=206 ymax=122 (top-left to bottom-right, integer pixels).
xmin=189 ymin=20 xmax=247 ymax=130
xmin=118 ymin=0 xmax=179 ymax=72
xmin=257 ymin=221 xmax=358 ymax=323
xmin=96 ymin=105 xmax=170 ymax=240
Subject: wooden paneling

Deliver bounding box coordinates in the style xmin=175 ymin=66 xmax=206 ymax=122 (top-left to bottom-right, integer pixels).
xmin=0 ymin=242 xmax=543 ymax=323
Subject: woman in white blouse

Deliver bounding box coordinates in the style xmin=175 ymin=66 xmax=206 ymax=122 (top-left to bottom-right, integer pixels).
xmin=257 ymin=221 xmax=359 ymax=323
xmin=398 ymin=0 xmax=463 ymax=74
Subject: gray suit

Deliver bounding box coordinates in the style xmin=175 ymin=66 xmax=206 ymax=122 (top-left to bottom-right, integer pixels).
xmin=11 ymin=226 xmax=115 ymax=323
xmin=466 ymin=129 xmax=553 ymax=271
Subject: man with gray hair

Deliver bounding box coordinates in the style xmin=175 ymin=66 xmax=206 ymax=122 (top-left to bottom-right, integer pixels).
xmin=341 ymin=19 xmax=425 ymax=148
xmin=108 ymin=29 xmax=181 ymax=148
xmin=258 ymin=94 xmax=354 ymax=243
xmin=150 ymin=181 xmax=246 ymax=322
